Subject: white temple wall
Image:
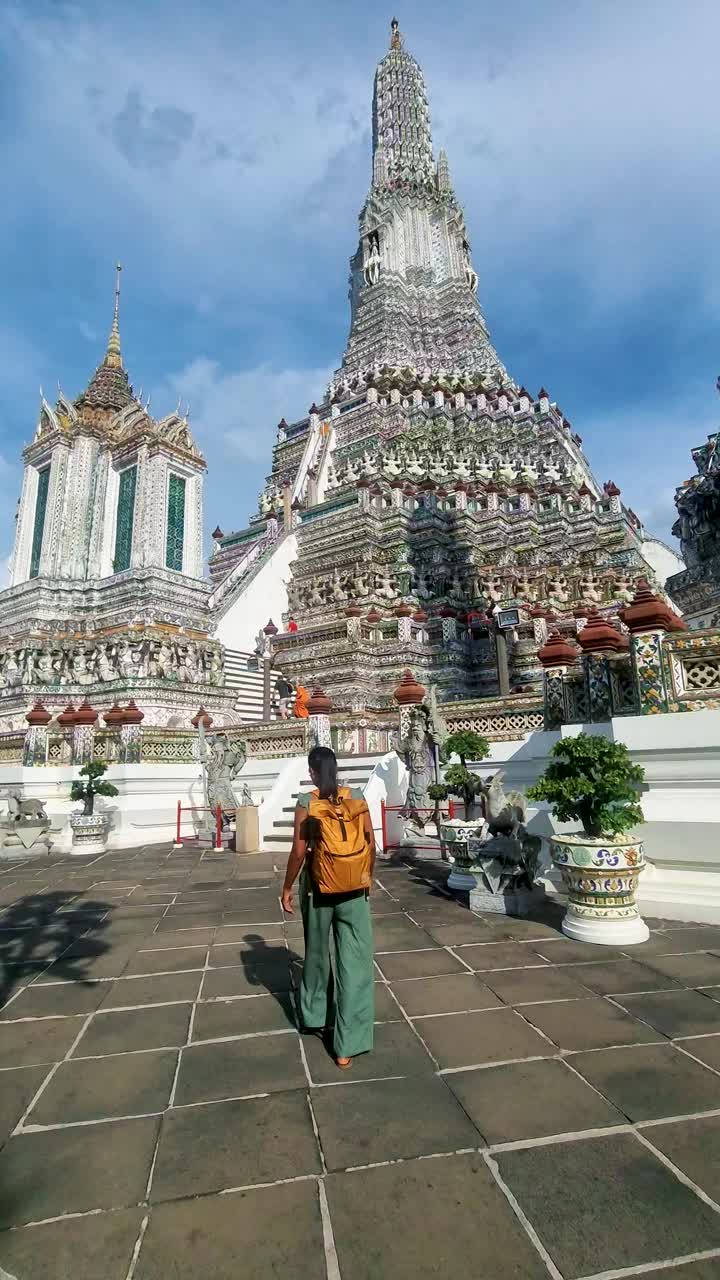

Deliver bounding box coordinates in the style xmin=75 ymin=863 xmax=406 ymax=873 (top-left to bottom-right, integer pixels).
xmin=213 ymin=533 xmax=297 ymax=652
xmin=40 ymin=442 xmax=71 ymax=578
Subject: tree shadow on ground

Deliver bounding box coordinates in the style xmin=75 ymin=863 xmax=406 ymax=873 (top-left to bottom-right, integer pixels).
xmin=0 ymin=892 xmax=113 ymax=1008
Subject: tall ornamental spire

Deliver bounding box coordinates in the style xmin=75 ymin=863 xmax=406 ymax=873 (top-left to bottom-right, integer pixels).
xmin=75 ymin=263 xmax=133 ymax=413
xmin=106 ymin=263 xmax=123 ymax=368
xmin=372 ymin=17 xmax=435 ymax=190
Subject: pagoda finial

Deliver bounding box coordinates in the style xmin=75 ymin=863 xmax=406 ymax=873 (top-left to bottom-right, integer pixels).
xmin=106 ymin=263 xmax=122 ymax=368
xmin=390 ymin=16 xmax=402 ymax=49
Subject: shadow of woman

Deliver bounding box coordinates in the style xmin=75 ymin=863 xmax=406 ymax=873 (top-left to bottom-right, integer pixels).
xmin=237 ymin=932 xmax=303 ymax=1028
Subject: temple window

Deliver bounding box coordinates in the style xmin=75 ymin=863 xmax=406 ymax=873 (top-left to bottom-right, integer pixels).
xmin=166 ymin=473 xmax=186 ymax=571
xmin=113 ymin=465 xmax=137 ymax=573
xmin=29 ymin=466 xmax=50 ymax=579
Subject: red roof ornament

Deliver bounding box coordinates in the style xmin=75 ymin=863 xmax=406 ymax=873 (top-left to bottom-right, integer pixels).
xmin=394 ymin=603 xmax=413 ymax=617
xmin=366 ymin=607 xmax=382 ymax=624
xmin=393 ymin=670 xmax=426 ymax=705
xmin=278 ymin=418 xmax=288 ymax=431
xmin=26 ymin=700 xmax=52 ymax=727
xmin=309 ymin=403 xmax=319 ymax=416
xmin=74 ymin=698 xmax=99 ymax=725
xmin=307 ymin=686 xmax=332 ymax=715
xmin=412 ymin=608 xmax=429 ymax=623
xmin=344 ymin=603 xmax=363 ymax=617
xmin=57 ymin=703 xmax=78 ymax=727
xmin=211 ymin=526 xmax=224 ymax=541
xmin=538 ymin=387 xmax=549 ymax=399
xmin=103 ymin=702 xmax=125 ymax=727
xmin=121 ymin=700 xmax=144 ymax=725
xmin=263 ymin=619 xmax=279 ymax=636
xmin=577 ymin=608 xmax=629 ymax=654
xmin=191 ymin=705 xmax=213 ymax=729
xmin=537 ymin=631 xmax=581 ymax=668
xmin=619 ymin=580 xmax=688 ymax=634
xmin=578 ymin=484 xmax=593 ymax=498
xmin=604 ymin=481 xmax=621 ymax=497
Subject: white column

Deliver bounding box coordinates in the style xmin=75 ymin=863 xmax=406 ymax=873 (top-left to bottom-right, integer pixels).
xmin=63 ymin=436 xmax=100 ymax=579
xmin=40 ymin=442 xmax=71 ymax=577
xmin=87 ymin=448 xmax=111 ymax=579
xmin=185 ymin=473 xmax=204 ymax=578
xmin=100 ymin=463 xmax=121 ymax=578
xmin=11 ymin=464 xmax=38 ymax=585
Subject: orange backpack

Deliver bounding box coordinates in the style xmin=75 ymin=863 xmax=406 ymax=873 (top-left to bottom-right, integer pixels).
xmin=306 ymin=786 xmax=372 ymax=895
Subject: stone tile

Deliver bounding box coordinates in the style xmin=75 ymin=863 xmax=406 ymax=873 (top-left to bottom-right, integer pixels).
xmin=192 ymin=993 xmax=296 ymax=1040
xmin=531 ymin=939 xmax=632 ymax=964
xmin=572 ymin=1043 xmax=720 ymax=1122
xmin=522 ymin=997 xmax=662 ymax=1051
xmin=124 ymin=945 xmax=207 ymax=975
xmin=390 ymin=973 xmax=503 ymax=1017
xmin=202 ymin=957 xmax=292 ymax=998
xmin=0 ymin=1116 xmax=160 ymax=1227
xmin=303 ymin=1021 xmax=434 ymax=1084
xmin=497 ymin=1133 xmax=720 ymax=1275
xmin=372 ymin=919 xmax=438 ymax=951
xmin=416 ymin=1007 xmax=552 ymax=1070
xmin=0 ymin=1015 xmax=87 ymax=1068
xmin=101 ymin=971 xmax=203 ymax=1009
xmin=73 ymin=1004 xmax=192 ymax=1056
xmin=445 ymin=1057 xmax=624 ymax=1143
xmin=475 ymin=914 xmax=564 ymax=942
xmin=483 ymin=966 xmax=595 ymax=1005
xmin=373 ymin=983 xmax=403 ymax=1021
xmin=617 ymin=990 xmax=720 ymax=1039
xmin=648 ymin=1264 xmax=720 ymax=1278
xmin=155 ymin=912 xmax=221 ymax=932
xmin=213 ymin=922 xmax=285 ymax=944
xmin=458 ymin=942 xmax=551 ymax=971
xmin=1 ymin=980 xmax=108 ymax=1020
xmin=221 ymin=904 xmax=284 ymax=925
xmin=0 ymin=1207 xmax=144 ymax=1280
xmin=139 ymin=927 xmax=215 ymax=948
xmin=173 ymin=1031 xmax=305 ymax=1104
xmin=631 ymin=928 xmax=720 ymax=956
xmin=562 ymin=959 xmax=682 ymax=995
xmin=32 ymin=942 xmax=136 ymax=983
xmin=327 ymin=1154 xmax=548 ymax=1280
xmin=643 ymin=952 xmax=720 ymax=987
xmin=677 ymin=1034 xmax=720 ymax=1072
xmin=151 ymin=1093 xmax=320 ymax=1201
xmin=312 ymin=1074 xmax=480 ymax=1169
xmin=28 ymin=1049 xmax=178 ymax=1125
xmin=422 ymin=918 xmax=497 ymax=945
xmin=0 ymin=1065 xmax=48 ymax=1148
xmin=374 ymin=948 xmax=468 ymax=981
xmin=645 ymin=1115 xmax=720 ymax=1202
xmin=137 ymin=1182 xmax=324 ymax=1279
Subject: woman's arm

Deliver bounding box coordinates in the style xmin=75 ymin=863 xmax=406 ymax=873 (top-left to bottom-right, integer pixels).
xmin=363 ymin=808 xmax=376 ymax=880
xmin=281 ymin=805 xmax=308 ymax=914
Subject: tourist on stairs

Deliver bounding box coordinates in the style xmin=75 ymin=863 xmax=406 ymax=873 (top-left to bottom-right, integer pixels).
xmin=275 ymin=673 xmax=294 ymax=719
xmin=281 ymin=746 xmax=375 ymax=1069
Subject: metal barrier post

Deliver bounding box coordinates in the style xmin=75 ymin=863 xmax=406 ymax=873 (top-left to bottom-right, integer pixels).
xmin=173 ymin=800 xmax=183 ymax=849
xmin=213 ymin=805 xmax=223 ymax=852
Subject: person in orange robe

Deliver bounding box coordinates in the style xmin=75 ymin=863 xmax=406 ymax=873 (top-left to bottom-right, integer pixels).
xmin=293 ymin=684 xmax=310 ymax=718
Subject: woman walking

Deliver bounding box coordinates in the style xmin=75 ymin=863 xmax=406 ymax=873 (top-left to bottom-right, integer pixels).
xmin=281 ymin=746 xmax=375 ymax=1068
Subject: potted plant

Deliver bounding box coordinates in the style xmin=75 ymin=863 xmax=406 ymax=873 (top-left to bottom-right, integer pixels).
xmin=527 ymin=733 xmax=649 ymax=944
xmin=69 ymin=761 xmax=119 ymax=853
xmin=429 ymin=730 xmax=490 ymax=888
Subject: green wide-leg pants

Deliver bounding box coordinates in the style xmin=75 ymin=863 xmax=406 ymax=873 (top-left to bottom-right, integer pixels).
xmin=299 ymin=869 xmax=374 ymax=1059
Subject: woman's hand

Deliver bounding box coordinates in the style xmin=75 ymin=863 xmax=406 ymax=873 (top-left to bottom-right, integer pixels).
xmin=281 ymin=887 xmax=294 ymax=915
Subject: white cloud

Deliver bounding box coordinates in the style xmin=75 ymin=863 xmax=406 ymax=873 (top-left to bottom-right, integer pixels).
xmin=76 ymin=320 xmax=98 ymax=343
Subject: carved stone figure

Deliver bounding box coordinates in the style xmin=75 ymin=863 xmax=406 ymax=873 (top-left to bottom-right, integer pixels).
xmin=199 ymin=725 xmax=248 ymax=818
xmin=480 ymin=773 xmax=528 ymax=839
xmin=364 ymin=237 xmax=381 ymax=286
xmin=7 ymin=792 xmax=49 ymax=822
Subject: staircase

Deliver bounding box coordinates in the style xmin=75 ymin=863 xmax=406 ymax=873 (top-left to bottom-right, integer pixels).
xmin=224 ymin=649 xmax=277 ymax=722
xmin=263 ymin=755 xmax=380 ymax=858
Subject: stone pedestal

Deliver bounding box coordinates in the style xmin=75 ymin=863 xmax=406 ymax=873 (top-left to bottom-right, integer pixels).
xmin=233 ymin=805 xmax=260 ymax=854
xmin=69 ymin=813 xmax=111 ymax=854
xmin=470 ymin=885 xmax=544 ymax=917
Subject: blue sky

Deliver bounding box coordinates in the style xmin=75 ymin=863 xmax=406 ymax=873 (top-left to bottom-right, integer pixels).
xmin=1 ymin=0 xmax=718 ymax=582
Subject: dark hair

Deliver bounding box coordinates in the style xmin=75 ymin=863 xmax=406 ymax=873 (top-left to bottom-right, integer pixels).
xmin=308 ymin=745 xmax=338 ymax=801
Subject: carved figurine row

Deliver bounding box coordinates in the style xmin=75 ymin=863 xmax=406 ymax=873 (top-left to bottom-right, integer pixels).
xmin=0 ymin=638 xmax=224 ymax=692
xmin=288 ymin=563 xmax=641 ymax=612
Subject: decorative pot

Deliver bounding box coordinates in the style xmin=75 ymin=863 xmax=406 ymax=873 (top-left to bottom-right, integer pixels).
xmin=70 ymin=813 xmax=111 ymax=854
xmin=550 ymin=833 xmax=649 ymax=944
xmin=439 ymin=817 xmax=491 ymax=891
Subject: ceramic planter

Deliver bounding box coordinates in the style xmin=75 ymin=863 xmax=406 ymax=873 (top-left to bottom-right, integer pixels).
xmin=70 ymin=813 xmax=111 ymax=854
xmin=438 ymin=817 xmax=486 ymax=891
xmin=550 ymin=833 xmax=649 ymax=944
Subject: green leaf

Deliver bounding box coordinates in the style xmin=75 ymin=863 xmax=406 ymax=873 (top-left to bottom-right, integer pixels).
xmin=527 ymin=734 xmax=645 ymax=838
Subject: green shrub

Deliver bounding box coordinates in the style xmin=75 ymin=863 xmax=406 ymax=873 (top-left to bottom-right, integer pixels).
xmin=70 ymin=761 xmax=119 ymax=817
xmin=527 ymin=734 xmax=644 ymax=838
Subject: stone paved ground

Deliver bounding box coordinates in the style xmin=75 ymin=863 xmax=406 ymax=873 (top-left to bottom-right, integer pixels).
xmin=2 ymin=848 xmax=720 ymax=1278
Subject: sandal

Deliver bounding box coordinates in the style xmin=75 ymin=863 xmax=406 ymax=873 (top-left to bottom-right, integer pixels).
xmin=336 ymin=1056 xmax=352 ymax=1070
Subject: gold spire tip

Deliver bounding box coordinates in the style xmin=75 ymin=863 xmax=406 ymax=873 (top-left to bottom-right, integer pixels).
xmin=106 ymin=262 xmax=123 ymax=366
xmin=390 ymin=17 xmax=402 ymax=49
